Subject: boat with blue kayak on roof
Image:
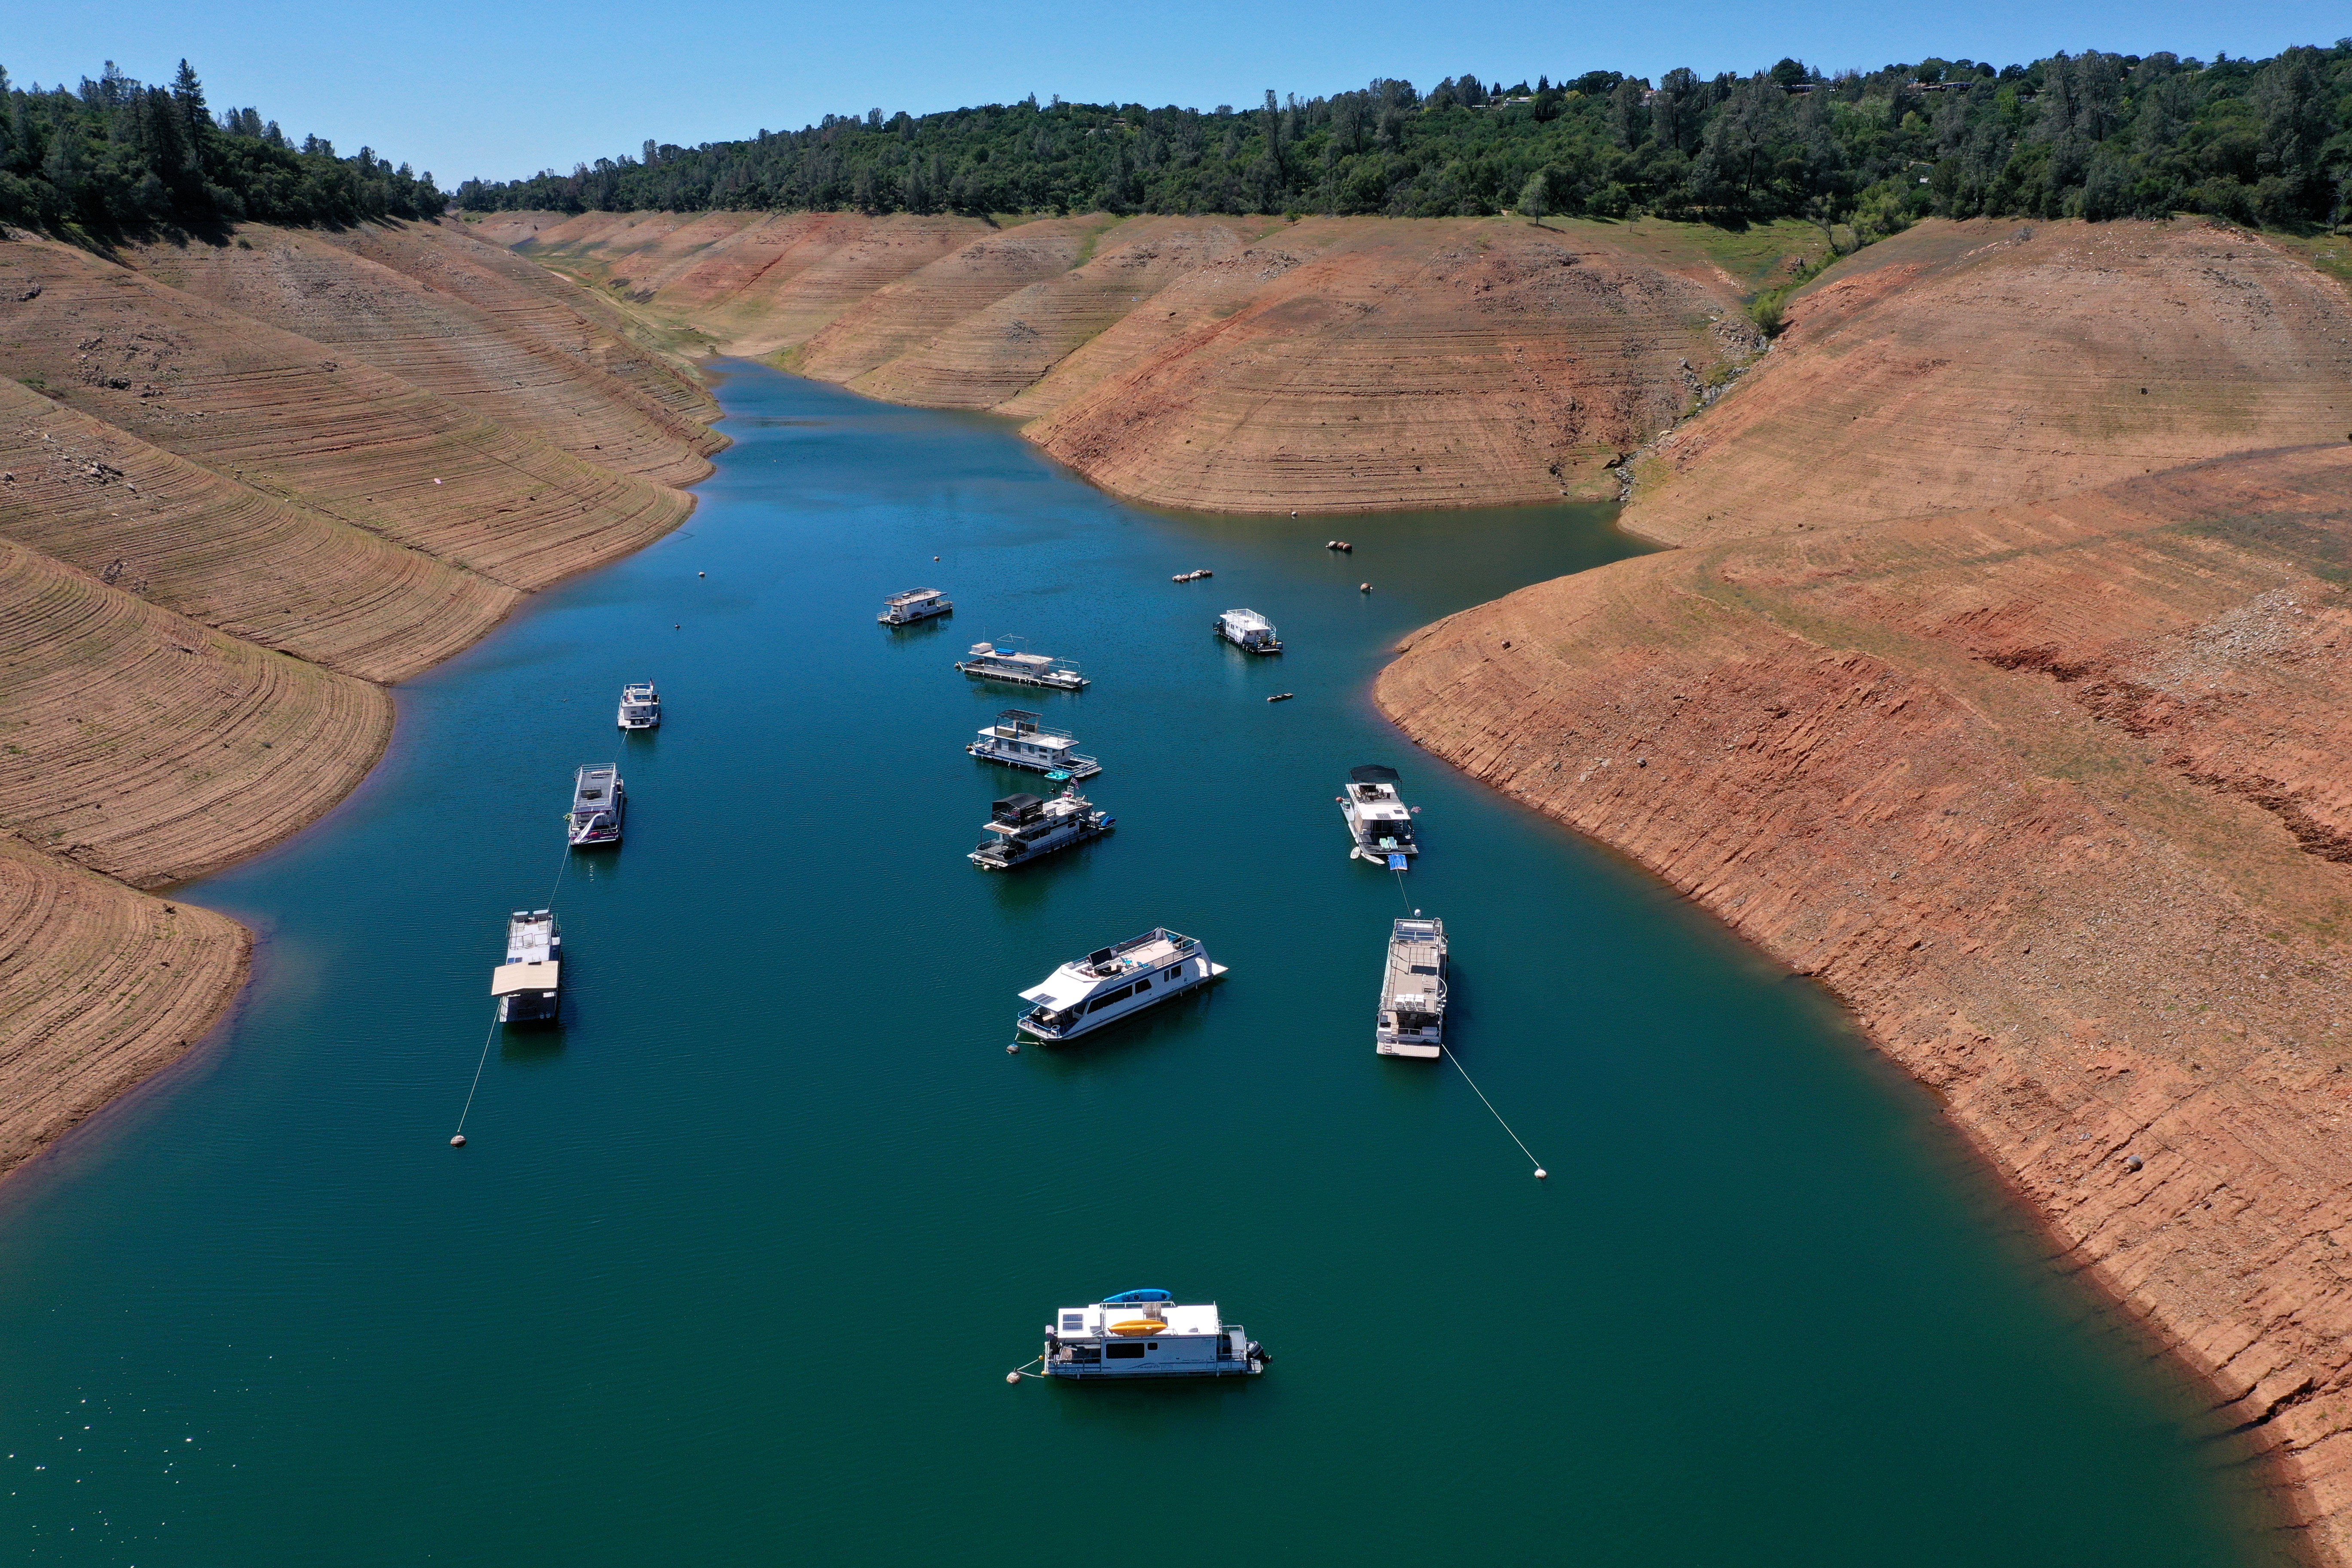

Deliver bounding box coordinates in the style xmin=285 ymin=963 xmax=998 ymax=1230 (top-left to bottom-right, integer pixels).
xmin=1039 ymin=1289 xmax=1266 ymax=1379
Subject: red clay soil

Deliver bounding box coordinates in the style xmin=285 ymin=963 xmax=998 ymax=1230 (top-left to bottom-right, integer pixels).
xmin=0 ymin=835 xmax=248 ymax=1175
xmin=861 ymin=216 xmax=1281 ymax=410
xmin=0 ymin=376 xmax=517 ymax=683
xmin=123 ymin=227 xmax=722 ymax=489
xmin=1624 ymin=218 xmax=2352 ymax=547
xmin=0 ymin=233 xmax=690 ymax=592
xmin=1024 ymin=217 xmax=1757 ymax=512
xmin=0 ymin=220 xmax=720 ymax=1183
xmin=1377 ymin=444 xmax=2352 ymax=1561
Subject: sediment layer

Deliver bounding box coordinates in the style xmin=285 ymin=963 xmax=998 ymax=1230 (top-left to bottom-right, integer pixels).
xmin=498 ymin=210 xmax=1794 ymax=511
xmin=1377 ymin=444 xmax=2352 ymax=1560
xmin=1623 ymin=219 xmax=2352 ymax=546
xmin=0 ymin=217 xmax=718 ymax=1181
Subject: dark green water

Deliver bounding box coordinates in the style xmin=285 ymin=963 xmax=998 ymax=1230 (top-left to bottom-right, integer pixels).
xmin=0 ymin=363 xmax=2289 ymax=1565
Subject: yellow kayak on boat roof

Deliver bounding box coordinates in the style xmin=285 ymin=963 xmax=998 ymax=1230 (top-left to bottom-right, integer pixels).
xmin=1109 ymin=1319 xmax=1165 ymax=1336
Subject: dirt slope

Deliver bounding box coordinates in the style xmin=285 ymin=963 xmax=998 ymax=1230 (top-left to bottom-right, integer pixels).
xmin=0 ymin=836 xmax=248 ymax=1175
xmin=0 ymin=233 xmax=690 ymax=591
xmin=860 ymin=216 xmax=1276 ymax=410
xmin=1624 ymin=219 xmax=2352 ymax=546
xmin=793 ymin=214 xmax=1119 ymax=384
xmin=0 ymin=221 xmax=721 ymax=1184
xmin=0 ymin=538 xmax=392 ymax=888
xmin=123 ymin=227 xmax=721 ymax=488
xmin=0 ymin=377 xmax=516 ymax=682
xmin=1377 ymin=444 xmax=2352 ymax=1558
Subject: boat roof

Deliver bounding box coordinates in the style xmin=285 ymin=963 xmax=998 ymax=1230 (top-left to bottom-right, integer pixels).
xmin=996 ymin=793 xmax=1043 ymax=811
xmin=491 ymin=960 xmax=560 ymax=996
xmin=1351 ymin=764 xmax=1402 ymax=784
xmin=1221 ymin=608 xmax=1273 ymax=629
xmin=1054 ymin=1300 xmax=1224 ymax=1338
xmin=1020 ymin=929 xmax=1198 ymax=1008
xmin=980 ymin=715 xmax=1075 ymax=744
xmin=886 ymin=587 xmax=944 ymax=603
xmin=970 ymin=642 xmax=1054 ymax=665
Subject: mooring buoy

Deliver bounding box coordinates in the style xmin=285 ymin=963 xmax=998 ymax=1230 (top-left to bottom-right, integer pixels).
xmin=1006 ymin=1042 xmax=1020 ymax=1055
xmin=1005 ymin=1371 xmax=1022 ymax=1384
xmin=1533 ymin=1167 xmax=1548 ymax=1180
xmin=450 ymin=1134 xmax=467 ymax=1148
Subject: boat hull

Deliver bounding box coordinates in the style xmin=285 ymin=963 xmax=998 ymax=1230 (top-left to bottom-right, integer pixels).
xmin=1376 ymin=1039 xmax=1442 ymax=1059
xmin=1017 ymin=962 xmax=1227 ymax=1043
xmin=1042 ymin=1361 xmax=1264 ymax=1379
xmin=968 ymin=742 xmax=1100 ymax=780
xmin=970 ymin=818 xmax=1113 ymax=869
xmin=879 ymin=603 xmax=952 ymax=625
xmin=955 ymin=662 xmax=1088 ymax=691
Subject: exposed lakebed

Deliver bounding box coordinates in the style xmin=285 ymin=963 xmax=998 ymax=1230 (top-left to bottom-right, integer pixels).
xmin=0 ymin=364 xmax=2292 ymax=1564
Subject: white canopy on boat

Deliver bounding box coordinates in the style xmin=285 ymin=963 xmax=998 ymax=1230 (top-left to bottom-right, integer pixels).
xmin=491 ymin=961 xmax=560 ymax=996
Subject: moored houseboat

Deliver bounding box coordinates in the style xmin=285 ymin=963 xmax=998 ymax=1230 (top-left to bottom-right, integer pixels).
xmin=1376 ymin=914 xmax=1448 ymax=1058
xmin=955 ymin=640 xmax=1088 ymax=690
xmin=1040 ymin=1289 xmax=1265 ymax=1379
xmin=968 ymin=710 xmax=1100 ymax=780
xmin=616 ymin=680 xmax=661 ymax=730
xmin=1214 ymin=608 xmax=1282 ymax=653
xmin=879 ymin=587 xmax=953 ymax=625
xmin=567 ymin=764 xmax=625 ymax=847
xmin=1015 ymin=927 xmax=1225 ymax=1043
xmin=491 ymin=909 xmax=561 ymax=1025
xmin=970 ymin=787 xmax=1114 ymax=870
xmin=1340 ymin=764 xmax=1418 ymax=867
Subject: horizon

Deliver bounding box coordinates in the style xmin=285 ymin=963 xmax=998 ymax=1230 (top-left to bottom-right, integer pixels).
xmin=5 ymin=0 xmax=2347 ymax=187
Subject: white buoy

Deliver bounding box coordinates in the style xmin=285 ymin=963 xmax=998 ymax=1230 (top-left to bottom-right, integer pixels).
xmin=934 ymin=555 xmax=941 ymax=561
xmin=1533 ymin=1167 xmax=1548 ymax=1179
xmin=450 ymin=1134 xmax=467 ymax=1148
xmin=1006 ymin=1042 xmax=1020 ymax=1054
xmin=698 ymin=571 xmax=706 ymax=577
xmin=1005 ymin=1370 xmax=1022 ymax=1384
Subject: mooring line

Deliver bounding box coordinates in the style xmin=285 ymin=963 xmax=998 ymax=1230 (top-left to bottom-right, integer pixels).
xmin=451 ymin=1008 xmax=501 ymax=1142
xmin=1441 ymin=1047 xmax=1549 ymax=1179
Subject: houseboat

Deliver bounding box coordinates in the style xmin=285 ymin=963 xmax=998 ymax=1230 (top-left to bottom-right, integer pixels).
xmin=616 ymin=680 xmax=661 ymax=730
xmin=970 ymin=787 xmax=1113 ymax=870
xmin=1376 ymin=914 xmax=1448 ymax=1058
xmin=1214 ymin=608 xmax=1282 ymax=653
xmin=567 ymin=764 xmax=625 ymax=847
xmin=955 ymin=640 xmax=1088 ymax=691
xmin=879 ymin=587 xmax=953 ymax=625
xmin=1015 ymin=928 xmax=1226 ymax=1044
xmin=968 ymin=710 xmax=1100 ymax=780
xmin=1341 ymin=764 xmax=1419 ymax=867
xmin=1041 ymin=1289 xmax=1265 ymax=1379
xmin=490 ymin=909 xmax=561 ymax=1025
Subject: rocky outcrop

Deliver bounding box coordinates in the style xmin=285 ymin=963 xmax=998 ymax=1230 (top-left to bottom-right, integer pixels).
xmin=1377 ymin=443 xmax=2352 ymax=1561
xmin=0 ymin=217 xmax=720 ymax=1182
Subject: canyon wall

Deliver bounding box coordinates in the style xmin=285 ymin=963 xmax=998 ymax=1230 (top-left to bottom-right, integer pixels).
xmin=489 ymin=209 xmax=1810 ymax=511
xmin=0 ymin=217 xmax=719 ymax=1179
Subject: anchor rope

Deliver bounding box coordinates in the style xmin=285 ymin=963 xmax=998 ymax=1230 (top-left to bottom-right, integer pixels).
xmin=1441 ymin=1046 xmax=1546 ymax=1175
xmin=453 ymin=744 xmax=621 ymax=1141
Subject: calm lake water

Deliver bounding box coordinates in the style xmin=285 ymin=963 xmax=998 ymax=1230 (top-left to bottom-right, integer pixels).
xmin=0 ymin=363 xmax=2291 ymax=1565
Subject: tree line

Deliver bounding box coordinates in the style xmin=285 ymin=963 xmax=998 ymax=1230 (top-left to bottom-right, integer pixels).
xmin=457 ymin=45 xmax=2352 ymax=236
xmin=0 ymin=61 xmax=444 ymax=233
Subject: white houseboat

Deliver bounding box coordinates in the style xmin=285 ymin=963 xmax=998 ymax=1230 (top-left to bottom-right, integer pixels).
xmin=567 ymin=764 xmax=625 ymax=847
xmin=879 ymin=587 xmax=953 ymax=625
xmin=1041 ymin=1289 xmax=1265 ymax=1379
xmin=1341 ymin=764 xmax=1419 ymax=867
xmin=1214 ymin=608 xmax=1282 ymax=653
xmin=616 ymin=680 xmax=661 ymax=730
xmin=1377 ymin=914 xmax=1448 ymax=1058
xmin=1015 ymin=928 xmax=1226 ymax=1043
xmin=968 ymin=710 xmax=1100 ymax=780
xmin=970 ymin=788 xmax=1114 ymax=870
xmin=491 ymin=909 xmax=561 ymax=1025
xmin=955 ymin=640 xmax=1089 ymax=691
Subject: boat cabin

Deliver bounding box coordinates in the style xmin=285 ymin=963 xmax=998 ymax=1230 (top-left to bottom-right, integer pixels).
xmin=568 ymin=764 xmax=625 ymax=847
xmin=1042 ymin=1289 xmax=1263 ymax=1379
xmin=955 ymin=641 xmax=1088 ymax=690
xmin=971 ymin=788 xmax=1114 ymax=869
xmin=1016 ymin=927 xmax=1226 ymax=1042
xmin=879 ymin=587 xmax=953 ymax=625
xmin=1216 ymin=608 xmax=1282 ymax=652
xmin=616 ymin=680 xmax=661 ymax=730
xmin=492 ymin=908 xmax=561 ymax=1024
xmin=968 ymin=710 xmax=1101 ymax=780
xmin=1341 ymin=763 xmax=1418 ymax=865
xmin=1377 ymin=915 xmax=1448 ymax=1058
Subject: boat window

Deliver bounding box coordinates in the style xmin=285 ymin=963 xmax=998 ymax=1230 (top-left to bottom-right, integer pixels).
xmin=1162 ymin=966 xmax=1180 ymax=981
xmin=1085 ymin=984 xmax=1135 ymax=1013
xmin=1061 ymin=1314 xmax=1084 ymax=1331
xmin=1105 ymin=1344 xmax=1145 ymax=1360
xmin=1411 ymin=964 xmax=1439 ymax=974
xmin=1132 ymin=977 xmax=1152 ymax=994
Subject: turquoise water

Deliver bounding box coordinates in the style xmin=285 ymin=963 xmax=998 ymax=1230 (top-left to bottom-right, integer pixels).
xmin=0 ymin=363 xmax=2289 ymax=1565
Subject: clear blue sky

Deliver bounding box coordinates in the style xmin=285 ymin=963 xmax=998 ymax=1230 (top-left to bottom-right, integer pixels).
xmin=7 ymin=0 xmax=2347 ymax=187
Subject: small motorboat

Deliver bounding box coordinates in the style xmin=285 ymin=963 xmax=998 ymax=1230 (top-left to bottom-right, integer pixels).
xmin=1266 ymin=692 xmax=1294 ymax=703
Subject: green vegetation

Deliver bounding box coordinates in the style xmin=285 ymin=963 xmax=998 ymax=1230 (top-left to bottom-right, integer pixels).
xmin=0 ymin=61 xmax=442 ymax=233
xmin=459 ymin=46 xmax=2352 ymax=233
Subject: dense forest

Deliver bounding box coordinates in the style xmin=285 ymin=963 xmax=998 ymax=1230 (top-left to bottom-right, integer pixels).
xmin=0 ymin=61 xmax=443 ymax=232
xmin=461 ymin=45 xmax=2352 ymax=235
